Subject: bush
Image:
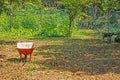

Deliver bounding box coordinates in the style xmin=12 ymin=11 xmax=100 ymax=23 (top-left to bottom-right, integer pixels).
xmin=0 ymin=7 xmax=70 ymax=39
xmin=37 ymin=8 xmax=69 ymax=37
xmin=0 ymin=13 xmax=9 ymax=32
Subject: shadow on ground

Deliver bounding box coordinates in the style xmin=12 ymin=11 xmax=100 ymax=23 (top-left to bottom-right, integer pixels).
xmin=0 ymin=40 xmax=16 ymax=45
xmin=7 ymin=58 xmax=20 ymax=63
xmin=34 ymin=39 xmax=120 ymax=75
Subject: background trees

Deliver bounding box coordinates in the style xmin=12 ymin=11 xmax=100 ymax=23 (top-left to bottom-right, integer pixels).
xmin=0 ymin=0 xmax=120 ymax=38
xmin=76 ymin=0 xmax=120 ymax=33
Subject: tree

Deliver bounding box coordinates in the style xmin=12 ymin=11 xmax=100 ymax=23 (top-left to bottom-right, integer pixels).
xmin=100 ymin=0 xmax=120 ymax=32
xmin=60 ymin=0 xmax=92 ymax=37
xmin=0 ymin=0 xmax=21 ymax=29
xmin=81 ymin=0 xmax=120 ymax=31
xmin=8 ymin=0 xmax=16 ymax=29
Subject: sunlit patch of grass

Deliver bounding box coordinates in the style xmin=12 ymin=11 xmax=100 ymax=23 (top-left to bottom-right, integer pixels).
xmin=24 ymin=62 xmax=40 ymax=71
xmin=46 ymin=40 xmax=65 ymax=45
xmin=72 ymin=29 xmax=97 ymax=39
xmin=0 ymin=27 xmax=35 ymax=39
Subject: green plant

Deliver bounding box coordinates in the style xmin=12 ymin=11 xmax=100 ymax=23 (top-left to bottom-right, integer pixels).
xmin=37 ymin=8 xmax=69 ymax=37
xmin=0 ymin=13 xmax=9 ymax=32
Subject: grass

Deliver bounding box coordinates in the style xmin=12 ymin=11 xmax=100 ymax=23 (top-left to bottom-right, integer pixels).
xmin=0 ymin=31 xmax=120 ymax=80
xmin=72 ymin=29 xmax=96 ymax=39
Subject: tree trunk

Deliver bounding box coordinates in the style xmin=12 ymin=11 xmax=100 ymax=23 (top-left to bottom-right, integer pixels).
xmin=106 ymin=11 xmax=109 ymax=32
xmin=9 ymin=14 xmax=13 ymax=29
xmin=92 ymin=4 xmax=97 ymax=19
xmin=68 ymin=17 xmax=72 ymax=37
xmin=21 ymin=0 xmax=25 ymax=9
xmin=9 ymin=3 xmax=14 ymax=30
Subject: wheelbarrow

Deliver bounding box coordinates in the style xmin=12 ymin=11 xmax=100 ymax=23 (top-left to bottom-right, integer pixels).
xmin=17 ymin=42 xmax=34 ymax=61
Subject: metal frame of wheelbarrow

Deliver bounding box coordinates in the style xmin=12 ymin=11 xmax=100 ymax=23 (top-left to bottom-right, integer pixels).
xmin=17 ymin=42 xmax=34 ymax=61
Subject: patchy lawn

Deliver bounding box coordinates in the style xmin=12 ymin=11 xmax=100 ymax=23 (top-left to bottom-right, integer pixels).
xmin=0 ymin=38 xmax=120 ymax=80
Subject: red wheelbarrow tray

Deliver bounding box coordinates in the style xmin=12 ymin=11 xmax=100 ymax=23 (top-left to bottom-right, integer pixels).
xmin=17 ymin=42 xmax=34 ymax=61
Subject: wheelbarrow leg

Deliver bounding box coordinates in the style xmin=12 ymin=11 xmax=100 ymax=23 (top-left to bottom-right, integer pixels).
xmin=24 ymin=54 xmax=27 ymax=62
xmin=29 ymin=54 xmax=32 ymax=61
xmin=20 ymin=54 xmax=22 ymax=61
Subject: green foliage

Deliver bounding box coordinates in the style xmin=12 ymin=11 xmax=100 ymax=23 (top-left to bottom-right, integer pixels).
xmin=0 ymin=5 xmax=69 ymax=39
xmin=0 ymin=0 xmax=4 ymax=14
xmin=77 ymin=0 xmax=120 ymax=34
xmin=101 ymin=0 xmax=120 ymax=11
xmin=0 ymin=13 xmax=9 ymax=31
xmin=80 ymin=15 xmax=120 ymax=32
xmin=36 ymin=8 xmax=69 ymax=37
xmin=1 ymin=0 xmax=120 ymax=39
xmin=60 ymin=0 xmax=93 ymax=37
xmin=14 ymin=13 xmax=39 ymax=29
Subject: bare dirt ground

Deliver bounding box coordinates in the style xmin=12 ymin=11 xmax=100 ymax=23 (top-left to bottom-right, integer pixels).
xmin=0 ymin=38 xmax=120 ymax=80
